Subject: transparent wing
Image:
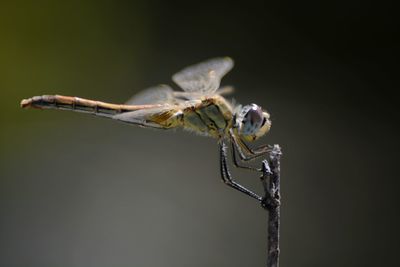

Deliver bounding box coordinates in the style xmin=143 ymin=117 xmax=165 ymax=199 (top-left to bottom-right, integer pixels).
xmin=125 ymin=84 xmax=181 ymax=105
xmin=172 ymin=57 xmax=234 ymax=95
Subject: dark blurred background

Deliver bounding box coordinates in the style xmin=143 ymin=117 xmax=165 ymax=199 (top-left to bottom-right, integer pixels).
xmin=1 ymin=1 xmax=398 ymax=266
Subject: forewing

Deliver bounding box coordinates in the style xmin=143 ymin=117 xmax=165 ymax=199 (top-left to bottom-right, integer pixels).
xmin=172 ymin=57 xmax=234 ymax=94
xmin=125 ymin=84 xmax=180 ymax=105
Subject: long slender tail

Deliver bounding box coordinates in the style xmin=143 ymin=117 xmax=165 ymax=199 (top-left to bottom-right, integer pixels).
xmin=20 ymin=95 xmax=162 ymax=118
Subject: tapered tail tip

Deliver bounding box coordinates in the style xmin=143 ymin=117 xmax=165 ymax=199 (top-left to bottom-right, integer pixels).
xmin=20 ymin=98 xmax=31 ymax=108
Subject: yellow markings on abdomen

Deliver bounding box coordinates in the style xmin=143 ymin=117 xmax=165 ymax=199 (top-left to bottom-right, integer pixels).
xmin=148 ymin=109 xmax=183 ymax=129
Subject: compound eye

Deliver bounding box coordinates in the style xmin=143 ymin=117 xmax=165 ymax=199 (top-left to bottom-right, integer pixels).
xmin=241 ymin=105 xmax=264 ymax=135
xmin=246 ymin=105 xmax=263 ymax=125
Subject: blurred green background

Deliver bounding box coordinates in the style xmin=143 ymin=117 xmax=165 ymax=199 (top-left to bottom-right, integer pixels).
xmin=1 ymin=1 xmax=398 ymax=266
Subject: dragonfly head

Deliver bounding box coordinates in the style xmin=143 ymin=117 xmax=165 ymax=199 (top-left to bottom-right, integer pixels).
xmin=235 ymin=104 xmax=271 ymax=142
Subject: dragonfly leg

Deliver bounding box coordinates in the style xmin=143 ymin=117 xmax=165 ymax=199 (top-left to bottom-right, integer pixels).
xmin=231 ymin=141 xmax=262 ymax=172
xmin=219 ymin=140 xmax=262 ymax=201
xmin=229 ymin=129 xmax=272 ymax=162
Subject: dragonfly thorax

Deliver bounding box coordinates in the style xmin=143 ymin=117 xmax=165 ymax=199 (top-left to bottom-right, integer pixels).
xmin=235 ymin=104 xmax=271 ymax=142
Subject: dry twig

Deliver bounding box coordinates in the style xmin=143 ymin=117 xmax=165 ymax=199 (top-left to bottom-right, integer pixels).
xmin=260 ymin=145 xmax=282 ymax=267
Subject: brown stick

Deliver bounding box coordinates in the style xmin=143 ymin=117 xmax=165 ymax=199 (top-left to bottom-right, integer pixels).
xmin=260 ymin=145 xmax=282 ymax=267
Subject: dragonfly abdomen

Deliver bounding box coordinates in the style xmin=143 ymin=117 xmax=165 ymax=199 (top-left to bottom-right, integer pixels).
xmin=20 ymin=95 xmax=161 ymax=118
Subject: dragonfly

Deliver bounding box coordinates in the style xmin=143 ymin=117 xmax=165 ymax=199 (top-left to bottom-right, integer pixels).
xmin=20 ymin=57 xmax=272 ymax=201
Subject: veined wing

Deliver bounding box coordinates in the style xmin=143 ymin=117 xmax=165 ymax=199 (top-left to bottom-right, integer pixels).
xmin=172 ymin=57 xmax=234 ymax=95
xmin=125 ymin=84 xmax=199 ymax=105
xmin=121 ymin=85 xmax=184 ymax=128
xmin=125 ymin=84 xmax=181 ymax=105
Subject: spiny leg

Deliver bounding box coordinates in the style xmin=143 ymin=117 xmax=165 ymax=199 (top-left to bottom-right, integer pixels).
xmin=231 ymin=141 xmax=262 ymax=172
xmin=219 ymin=140 xmax=262 ymax=201
xmin=229 ymin=129 xmax=272 ymax=161
xmin=239 ymin=138 xmax=272 ymax=156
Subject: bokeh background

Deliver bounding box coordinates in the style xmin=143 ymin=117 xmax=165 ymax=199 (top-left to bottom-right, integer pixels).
xmin=1 ymin=1 xmax=398 ymax=266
